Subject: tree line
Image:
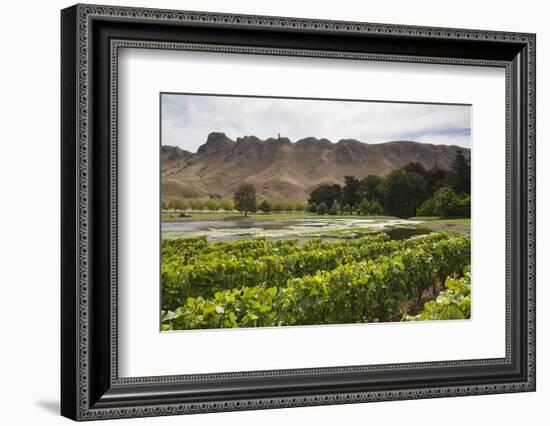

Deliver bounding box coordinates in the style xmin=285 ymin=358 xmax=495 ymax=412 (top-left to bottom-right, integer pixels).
xmin=163 ymin=150 xmax=470 ymax=219
xmin=307 ymin=150 xmax=471 ymax=218
xmin=163 ymin=191 xmax=307 ymax=216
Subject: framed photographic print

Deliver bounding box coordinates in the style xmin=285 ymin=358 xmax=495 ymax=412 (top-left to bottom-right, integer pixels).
xmin=61 ymin=4 xmax=536 ymax=421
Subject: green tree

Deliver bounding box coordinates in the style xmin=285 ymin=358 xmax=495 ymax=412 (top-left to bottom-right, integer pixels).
xmin=271 ymin=202 xmax=282 ymax=212
xmin=295 ymin=203 xmax=308 ymax=212
xmin=379 ymin=170 xmax=427 ymax=218
xmin=438 ymin=189 xmax=470 ymax=217
xmin=308 ymin=184 xmax=342 ymax=208
xmin=258 ymin=200 xmax=271 ymax=214
xmin=342 ymin=204 xmax=352 ymax=215
xmin=171 ymin=199 xmax=189 ymax=210
xmin=403 ymin=162 xmax=427 ymax=177
xmin=357 ymin=175 xmax=383 ymax=204
xmin=274 ymin=202 xmax=292 ymax=212
xmin=317 ymin=202 xmax=328 ymax=215
xmin=416 ymin=186 xmax=471 ymax=218
xmin=234 ymin=183 xmax=256 ymax=217
xmin=188 ymin=199 xmax=203 ymax=211
xmin=329 ymin=200 xmax=341 ymax=215
xmin=308 ymin=202 xmax=317 ymax=213
xmin=357 ymin=198 xmax=384 ymax=216
xmin=282 ymin=202 xmax=294 ymax=212
xmin=219 ymin=198 xmax=234 ymax=211
xmin=425 ymin=163 xmax=448 ymax=195
xmin=449 ymin=150 xmax=471 ymax=194
xmin=204 ymin=199 xmax=220 ymax=211
xmin=416 ymin=195 xmax=439 ymax=217
xmin=342 ymin=176 xmax=360 ymax=208
xmin=370 ymin=200 xmax=384 ymax=215
xmin=453 ymin=193 xmax=471 ymax=218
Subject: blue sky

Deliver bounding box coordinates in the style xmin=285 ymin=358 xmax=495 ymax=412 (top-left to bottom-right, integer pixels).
xmin=161 ymin=94 xmax=471 ymax=152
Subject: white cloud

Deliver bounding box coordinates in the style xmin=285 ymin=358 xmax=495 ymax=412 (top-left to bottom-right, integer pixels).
xmin=161 ymin=94 xmax=471 ymax=152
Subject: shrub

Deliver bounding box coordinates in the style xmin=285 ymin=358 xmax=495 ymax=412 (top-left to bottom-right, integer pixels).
xmin=357 ymin=198 xmax=384 ymax=216
xmin=416 ymin=186 xmax=470 ymax=217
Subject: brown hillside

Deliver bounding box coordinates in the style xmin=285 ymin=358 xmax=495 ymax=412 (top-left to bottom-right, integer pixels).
xmin=161 ymin=132 xmax=470 ymax=203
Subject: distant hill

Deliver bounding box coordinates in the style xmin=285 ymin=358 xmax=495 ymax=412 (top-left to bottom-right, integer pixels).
xmin=161 ymin=132 xmax=470 ymax=203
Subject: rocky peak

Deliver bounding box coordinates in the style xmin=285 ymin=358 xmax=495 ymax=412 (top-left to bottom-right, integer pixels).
xmin=160 ymin=145 xmax=192 ymax=161
xmin=265 ymin=136 xmax=292 ymax=146
xmin=334 ymin=139 xmax=369 ymax=163
xmin=235 ymin=135 xmax=262 ymax=146
xmin=296 ymin=137 xmax=333 ymax=149
xmin=229 ymin=136 xmax=264 ymax=160
xmin=197 ymin=132 xmax=234 ymax=156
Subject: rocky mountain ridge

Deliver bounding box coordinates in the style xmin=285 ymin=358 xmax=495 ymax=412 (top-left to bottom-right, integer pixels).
xmin=161 ymin=132 xmax=470 ymax=203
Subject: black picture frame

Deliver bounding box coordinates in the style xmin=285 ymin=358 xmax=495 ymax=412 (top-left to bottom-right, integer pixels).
xmin=61 ymin=4 xmax=536 ymax=421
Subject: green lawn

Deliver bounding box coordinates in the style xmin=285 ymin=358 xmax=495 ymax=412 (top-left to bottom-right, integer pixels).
xmin=161 ymin=211 xmax=391 ymax=222
xmin=161 ymin=212 xmax=470 ymax=231
xmin=414 ymin=217 xmax=471 ymax=226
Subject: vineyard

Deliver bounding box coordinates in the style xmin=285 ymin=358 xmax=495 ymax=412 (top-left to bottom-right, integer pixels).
xmin=161 ymin=232 xmax=471 ymax=330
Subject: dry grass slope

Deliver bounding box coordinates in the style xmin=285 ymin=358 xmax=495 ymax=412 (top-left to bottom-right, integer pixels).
xmin=161 ymin=133 xmax=469 ymax=203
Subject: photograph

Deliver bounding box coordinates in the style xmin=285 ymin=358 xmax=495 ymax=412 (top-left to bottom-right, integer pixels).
xmin=58 ymin=4 xmax=536 ymax=420
xmin=160 ymin=94 xmax=472 ymax=331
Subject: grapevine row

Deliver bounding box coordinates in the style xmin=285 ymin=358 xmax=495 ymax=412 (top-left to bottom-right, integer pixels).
xmin=162 ymin=232 xmax=450 ymax=310
xmin=162 ymin=234 xmax=470 ymax=329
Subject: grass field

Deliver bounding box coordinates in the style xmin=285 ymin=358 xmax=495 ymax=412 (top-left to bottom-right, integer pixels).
xmin=161 ymin=211 xmax=391 ymax=222
xmin=412 ymin=217 xmax=471 ymax=236
xmin=413 ymin=217 xmax=471 ymax=226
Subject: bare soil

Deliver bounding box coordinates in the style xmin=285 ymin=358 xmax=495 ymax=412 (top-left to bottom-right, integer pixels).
xmin=390 ymin=281 xmax=445 ymax=321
